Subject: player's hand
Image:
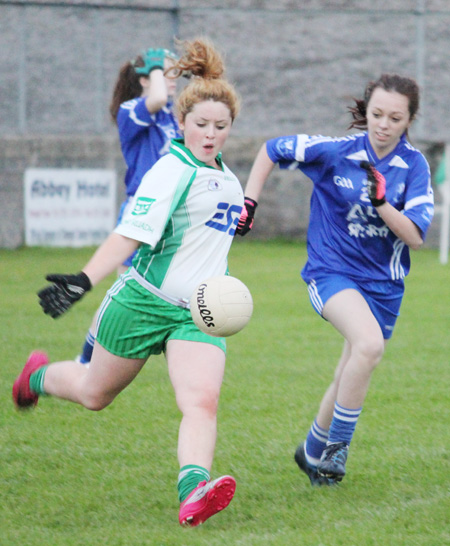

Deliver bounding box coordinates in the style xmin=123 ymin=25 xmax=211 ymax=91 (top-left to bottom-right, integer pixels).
xmin=360 ymin=161 xmax=386 ymax=207
xmin=135 ymin=48 xmax=166 ymax=75
xmin=236 ymin=197 xmax=258 ymax=236
xmin=37 ymin=272 xmax=92 ymax=319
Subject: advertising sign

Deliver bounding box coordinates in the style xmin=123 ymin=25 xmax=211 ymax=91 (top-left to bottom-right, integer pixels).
xmin=24 ymin=168 xmax=117 ymax=247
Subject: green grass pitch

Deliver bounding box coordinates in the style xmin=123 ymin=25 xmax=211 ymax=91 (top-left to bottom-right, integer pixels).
xmin=1 ymin=240 xmax=449 ymax=545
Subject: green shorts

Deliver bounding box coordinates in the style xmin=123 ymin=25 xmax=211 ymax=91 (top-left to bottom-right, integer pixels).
xmin=96 ymin=276 xmax=226 ymax=359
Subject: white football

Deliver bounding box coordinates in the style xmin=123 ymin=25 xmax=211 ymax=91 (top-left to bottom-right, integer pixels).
xmin=190 ymin=276 xmax=253 ymax=337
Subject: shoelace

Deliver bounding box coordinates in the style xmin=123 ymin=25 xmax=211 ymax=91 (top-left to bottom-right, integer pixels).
xmin=325 ymin=442 xmax=347 ymax=462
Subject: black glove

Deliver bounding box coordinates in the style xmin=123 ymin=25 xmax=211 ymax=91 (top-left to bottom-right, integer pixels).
xmin=38 ymin=272 xmax=92 ymax=319
xmin=236 ymin=197 xmax=258 ymax=236
xmin=360 ymin=161 xmax=386 ymax=207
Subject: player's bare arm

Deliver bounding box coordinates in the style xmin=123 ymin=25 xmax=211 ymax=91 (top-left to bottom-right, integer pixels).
xmin=244 ymin=144 xmax=276 ymax=201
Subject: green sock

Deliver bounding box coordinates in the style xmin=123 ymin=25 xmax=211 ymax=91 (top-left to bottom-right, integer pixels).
xmin=29 ymin=366 xmax=48 ymax=395
xmin=177 ymin=465 xmax=210 ymax=502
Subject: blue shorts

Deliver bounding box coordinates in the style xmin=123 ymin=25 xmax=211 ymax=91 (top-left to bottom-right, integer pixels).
xmin=117 ymin=197 xmax=137 ymax=267
xmin=306 ymin=274 xmax=404 ymax=339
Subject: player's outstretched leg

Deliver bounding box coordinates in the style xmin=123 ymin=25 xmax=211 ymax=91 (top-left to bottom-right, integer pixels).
xmin=179 ymin=475 xmax=236 ymax=527
xmin=317 ymin=442 xmax=349 ymax=481
xmin=294 ymin=442 xmax=337 ymax=487
xmin=12 ymin=351 xmax=48 ymax=409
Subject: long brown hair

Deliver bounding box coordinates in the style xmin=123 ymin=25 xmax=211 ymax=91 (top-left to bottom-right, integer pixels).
xmin=109 ymin=54 xmax=147 ymax=123
xmin=348 ymin=74 xmax=420 ymax=133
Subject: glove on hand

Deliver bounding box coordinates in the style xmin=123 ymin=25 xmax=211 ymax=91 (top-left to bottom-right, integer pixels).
xmin=360 ymin=160 xmax=386 ymax=207
xmin=38 ymin=272 xmax=92 ymax=319
xmin=236 ymin=197 xmax=258 ymax=236
xmin=135 ymin=48 xmax=166 ymax=75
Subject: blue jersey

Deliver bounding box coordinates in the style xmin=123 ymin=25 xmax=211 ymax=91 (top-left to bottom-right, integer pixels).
xmin=117 ymin=97 xmax=181 ymax=196
xmin=266 ymin=132 xmax=434 ymax=282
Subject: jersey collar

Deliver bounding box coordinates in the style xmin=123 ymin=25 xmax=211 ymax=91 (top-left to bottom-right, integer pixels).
xmin=364 ymin=132 xmax=407 ymax=167
xmin=170 ymin=138 xmax=224 ymax=171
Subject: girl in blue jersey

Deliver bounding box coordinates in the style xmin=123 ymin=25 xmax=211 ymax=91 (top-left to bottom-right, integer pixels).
xmin=14 ymin=39 xmax=243 ymax=527
xmin=77 ymin=47 xmax=181 ymax=364
xmin=111 ymin=47 xmax=181 ymax=201
xmin=237 ymin=74 xmax=434 ymax=485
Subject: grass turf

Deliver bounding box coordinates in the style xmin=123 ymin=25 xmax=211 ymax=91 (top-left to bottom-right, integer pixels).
xmin=1 ymin=240 xmax=449 ymax=545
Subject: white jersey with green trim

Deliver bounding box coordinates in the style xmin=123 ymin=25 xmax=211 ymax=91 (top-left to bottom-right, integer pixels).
xmin=115 ymin=139 xmax=244 ymax=303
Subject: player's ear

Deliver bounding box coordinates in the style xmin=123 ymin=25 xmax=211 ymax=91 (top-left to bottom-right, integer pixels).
xmin=139 ymin=76 xmax=150 ymax=91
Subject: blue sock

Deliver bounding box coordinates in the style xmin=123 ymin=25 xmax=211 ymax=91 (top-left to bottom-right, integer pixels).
xmin=328 ymin=403 xmax=362 ymax=446
xmin=305 ymin=419 xmax=329 ymax=465
xmin=79 ymin=330 xmax=95 ymax=364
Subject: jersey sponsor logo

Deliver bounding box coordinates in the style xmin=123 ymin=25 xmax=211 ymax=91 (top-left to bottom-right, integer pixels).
xmin=208 ymin=179 xmax=222 ymax=191
xmin=347 ymin=202 xmax=378 ymax=221
xmin=360 ymin=181 xmax=375 ymax=205
xmin=347 ymin=222 xmax=389 ymax=239
xmin=333 ymin=175 xmax=354 ymax=189
xmin=131 ymin=197 xmax=156 ymax=215
xmin=346 ymin=203 xmax=389 ymax=239
xmin=206 ymin=202 xmax=243 ymax=236
xmin=122 ymin=218 xmax=154 ymax=232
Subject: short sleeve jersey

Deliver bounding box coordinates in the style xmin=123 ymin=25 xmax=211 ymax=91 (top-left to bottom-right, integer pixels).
xmin=117 ymin=97 xmax=181 ymax=196
xmin=115 ymin=138 xmax=244 ymax=301
xmin=266 ymin=132 xmax=434 ymax=282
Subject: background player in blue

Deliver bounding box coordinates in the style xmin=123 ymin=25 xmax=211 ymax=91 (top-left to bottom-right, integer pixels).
xmin=14 ymin=38 xmax=243 ymax=527
xmin=237 ymin=74 xmax=434 ymax=485
xmin=77 ymin=47 xmax=181 ymax=364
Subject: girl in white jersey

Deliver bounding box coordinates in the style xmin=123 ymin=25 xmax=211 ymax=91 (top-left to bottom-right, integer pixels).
xmin=236 ymin=74 xmax=434 ymax=485
xmin=14 ymin=39 xmax=243 ymax=527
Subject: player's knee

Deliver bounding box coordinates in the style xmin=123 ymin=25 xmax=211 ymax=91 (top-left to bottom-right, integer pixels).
xmin=201 ymin=391 xmax=220 ymax=415
xmin=355 ymin=336 xmax=385 ymax=368
xmin=80 ymin=391 xmax=115 ymax=411
xmin=180 ymin=388 xmax=220 ymax=418
xmin=198 ymin=390 xmax=220 ymax=416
